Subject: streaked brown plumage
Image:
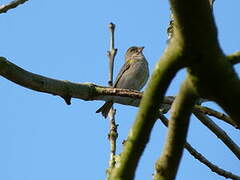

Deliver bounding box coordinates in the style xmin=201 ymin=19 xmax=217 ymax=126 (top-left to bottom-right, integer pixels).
xmin=96 ymin=46 xmax=149 ymax=118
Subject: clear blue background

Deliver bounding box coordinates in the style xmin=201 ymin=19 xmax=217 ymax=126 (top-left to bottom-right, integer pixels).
xmin=0 ymin=0 xmax=239 ymax=180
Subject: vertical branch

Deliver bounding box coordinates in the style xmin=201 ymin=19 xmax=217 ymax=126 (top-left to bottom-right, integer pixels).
xmin=106 ymin=22 xmax=118 ymax=179
xmin=107 ymin=22 xmax=117 ymax=87
xmin=154 ymin=77 xmax=197 ymax=180
xmin=167 ymin=0 xmax=214 ymax=42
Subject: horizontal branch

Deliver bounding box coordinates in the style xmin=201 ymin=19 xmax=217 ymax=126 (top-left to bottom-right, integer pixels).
xmin=0 ymin=56 xmax=144 ymax=106
xmin=0 ymin=56 xmax=238 ymax=129
xmin=0 ymin=57 xmax=188 ymax=110
xmin=0 ymin=0 xmax=28 ymax=14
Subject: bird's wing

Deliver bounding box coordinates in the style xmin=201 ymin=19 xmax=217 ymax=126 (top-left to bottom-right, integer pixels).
xmin=113 ymin=60 xmax=131 ymax=88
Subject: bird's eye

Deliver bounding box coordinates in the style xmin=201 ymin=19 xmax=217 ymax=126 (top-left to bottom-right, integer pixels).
xmin=131 ymin=48 xmax=138 ymax=53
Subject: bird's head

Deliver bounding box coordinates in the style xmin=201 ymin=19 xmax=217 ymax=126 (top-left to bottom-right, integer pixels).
xmin=125 ymin=46 xmax=145 ymax=61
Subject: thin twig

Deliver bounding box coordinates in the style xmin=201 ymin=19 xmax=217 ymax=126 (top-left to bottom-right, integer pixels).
xmin=193 ymin=111 xmax=240 ymax=160
xmin=194 ymin=105 xmax=238 ymax=129
xmin=0 ymin=0 xmax=28 ymax=14
xmin=107 ymin=109 xmax=118 ymax=175
xmin=164 ymin=97 xmax=238 ymax=129
xmin=185 ymin=143 xmax=240 ymax=180
xmin=106 ymin=22 xmax=118 ymax=179
xmin=107 ymin=23 xmax=117 ymax=87
xmin=159 ymin=114 xmax=240 ymax=180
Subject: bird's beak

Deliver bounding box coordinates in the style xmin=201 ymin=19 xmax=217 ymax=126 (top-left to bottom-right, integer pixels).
xmin=138 ymin=46 xmax=144 ymax=53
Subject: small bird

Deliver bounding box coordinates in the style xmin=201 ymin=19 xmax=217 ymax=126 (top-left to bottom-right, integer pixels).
xmin=96 ymin=46 xmax=149 ymax=118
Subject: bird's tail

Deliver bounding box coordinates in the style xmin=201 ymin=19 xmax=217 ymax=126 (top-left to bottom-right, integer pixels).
xmin=96 ymin=101 xmax=113 ymax=118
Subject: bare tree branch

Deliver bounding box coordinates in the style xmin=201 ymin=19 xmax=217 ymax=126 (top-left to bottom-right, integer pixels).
xmin=0 ymin=0 xmax=28 ymax=14
xmin=171 ymin=0 xmax=240 ymax=126
xmin=0 ymin=0 xmax=239 ymax=179
xmin=0 ymin=56 xmax=143 ymax=106
xmin=106 ymin=22 xmax=118 ymax=180
xmin=193 ymin=111 xmax=240 ymax=160
xmin=194 ymin=105 xmax=238 ymax=129
xmin=159 ymin=114 xmax=240 ymax=180
xmin=0 ymin=56 xmax=173 ymax=110
xmin=1 ymin=56 xmax=237 ymax=129
xmin=154 ymin=77 xmax=197 ymax=180
xmin=185 ymin=143 xmax=240 ymax=180
xmin=164 ymin=98 xmax=237 ymax=128
xmin=107 ymin=23 xmax=117 ymax=87
xmin=227 ymin=51 xmax=240 ymax=65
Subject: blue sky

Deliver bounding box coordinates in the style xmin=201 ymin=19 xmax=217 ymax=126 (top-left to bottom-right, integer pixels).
xmin=0 ymin=0 xmax=239 ymax=180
